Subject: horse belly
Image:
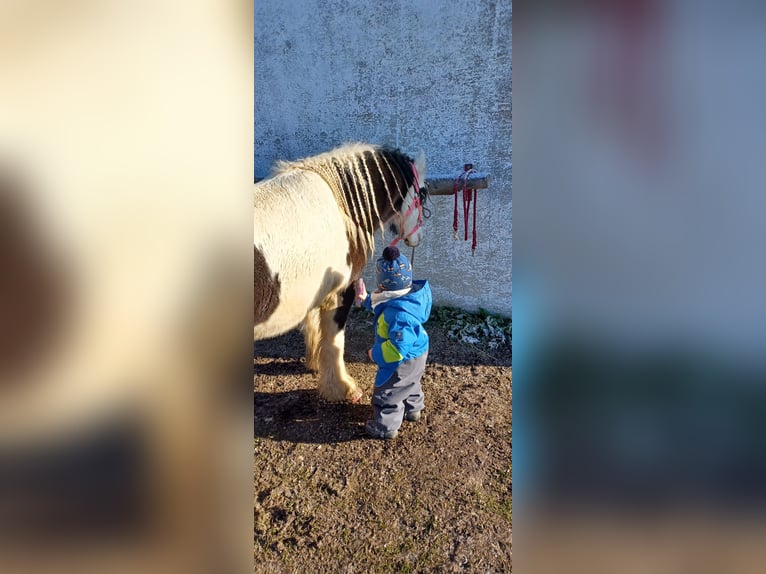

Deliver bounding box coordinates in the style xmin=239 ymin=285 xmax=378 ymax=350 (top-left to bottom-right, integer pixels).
xmin=253 ymin=248 xmax=349 ymax=337
xmin=253 ymin=314 xmax=303 ymax=340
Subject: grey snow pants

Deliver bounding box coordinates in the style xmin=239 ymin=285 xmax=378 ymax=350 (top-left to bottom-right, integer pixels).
xmin=372 ymin=352 xmax=428 ymax=433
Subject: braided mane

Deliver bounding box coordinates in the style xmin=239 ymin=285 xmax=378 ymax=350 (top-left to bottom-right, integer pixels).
xmin=274 ymin=143 xmax=415 ymax=272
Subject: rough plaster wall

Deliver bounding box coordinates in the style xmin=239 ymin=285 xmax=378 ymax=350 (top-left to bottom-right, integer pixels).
xmin=254 ymin=0 xmax=512 ymax=316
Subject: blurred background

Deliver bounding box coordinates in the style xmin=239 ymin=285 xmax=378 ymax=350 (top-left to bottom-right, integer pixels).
xmin=514 ymin=1 xmax=766 ymax=573
xmin=0 ymin=1 xmax=252 ymax=572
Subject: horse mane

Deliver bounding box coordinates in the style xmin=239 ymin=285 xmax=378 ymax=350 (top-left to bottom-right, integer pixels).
xmin=273 ymin=143 xmax=415 ymax=270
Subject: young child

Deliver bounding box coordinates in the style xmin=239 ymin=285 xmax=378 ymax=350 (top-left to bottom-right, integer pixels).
xmin=355 ymin=245 xmax=432 ymax=439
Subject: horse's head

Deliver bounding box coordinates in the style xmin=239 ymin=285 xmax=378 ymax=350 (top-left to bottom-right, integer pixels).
xmin=390 ymin=151 xmax=427 ymax=248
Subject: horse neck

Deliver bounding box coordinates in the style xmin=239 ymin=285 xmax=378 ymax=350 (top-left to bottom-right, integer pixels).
xmin=317 ymin=149 xmax=410 ymax=257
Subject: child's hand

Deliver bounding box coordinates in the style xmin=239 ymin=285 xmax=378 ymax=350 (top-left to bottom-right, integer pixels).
xmin=354 ymin=278 xmax=367 ymax=307
xmin=367 ymin=348 xmax=373 ymax=361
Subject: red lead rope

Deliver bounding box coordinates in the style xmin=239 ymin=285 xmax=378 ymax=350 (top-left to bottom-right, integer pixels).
xmin=453 ymin=178 xmax=459 ymax=239
xmin=472 ymin=185 xmax=477 ymax=254
xmin=463 ymin=186 xmax=471 ymax=241
xmin=453 ymin=164 xmax=478 ymax=254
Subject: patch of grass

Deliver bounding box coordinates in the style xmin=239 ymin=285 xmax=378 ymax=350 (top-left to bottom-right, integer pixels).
xmin=418 ymin=531 xmax=449 ymax=569
xmin=475 ymin=488 xmax=513 ymax=523
xmin=433 ymin=306 xmax=512 ymax=350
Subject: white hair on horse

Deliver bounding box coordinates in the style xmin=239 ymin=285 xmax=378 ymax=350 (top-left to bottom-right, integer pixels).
xmin=254 ymin=142 xmax=426 ymax=402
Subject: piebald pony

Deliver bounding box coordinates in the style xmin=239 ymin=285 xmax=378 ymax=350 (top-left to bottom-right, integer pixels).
xmin=254 ymin=143 xmax=426 ymax=402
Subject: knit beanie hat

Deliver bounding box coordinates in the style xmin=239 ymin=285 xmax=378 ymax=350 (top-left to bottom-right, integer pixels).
xmin=376 ymin=246 xmax=412 ymax=291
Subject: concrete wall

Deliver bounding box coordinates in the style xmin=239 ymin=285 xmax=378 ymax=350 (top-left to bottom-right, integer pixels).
xmin=254 ymin=0 xmax=512 ymax=316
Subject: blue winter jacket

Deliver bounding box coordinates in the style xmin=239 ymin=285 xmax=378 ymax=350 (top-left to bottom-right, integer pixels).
xmin=362 ymin=280 xmax=432 ymax=386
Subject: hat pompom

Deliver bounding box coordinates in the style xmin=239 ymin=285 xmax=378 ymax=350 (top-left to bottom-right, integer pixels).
xmin=382 ymin=245 xmax=400 ymax=261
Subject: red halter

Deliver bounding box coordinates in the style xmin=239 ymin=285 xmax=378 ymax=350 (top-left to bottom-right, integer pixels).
xmin=389 ymin=162 xmax=423 ymax=247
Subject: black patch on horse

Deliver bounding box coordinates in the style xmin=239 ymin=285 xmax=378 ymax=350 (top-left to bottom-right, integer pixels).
xmin=380 ymin=146 xmax=416 ymax=194
xmin=333 ymin=283 xmax=356 ymax=331
xmin=254 ymin=246 xmax=280 ymax=324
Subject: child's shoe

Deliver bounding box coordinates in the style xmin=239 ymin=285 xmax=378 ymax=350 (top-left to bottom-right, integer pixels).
xmin=365 ymin=420 xmax=398 ymax=439
xmin=404 ymin=410 xmax=422 ymax=422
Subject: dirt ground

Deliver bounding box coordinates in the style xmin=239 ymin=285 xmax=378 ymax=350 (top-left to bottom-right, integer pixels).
xmin=254 ymin=307 xmax=512 ymax=573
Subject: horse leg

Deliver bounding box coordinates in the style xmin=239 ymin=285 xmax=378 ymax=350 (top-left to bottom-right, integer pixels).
xmin=302 ymin=307 xmax=321 ymax=372
xmin=317 ymin=284 xmax=363 ymax=403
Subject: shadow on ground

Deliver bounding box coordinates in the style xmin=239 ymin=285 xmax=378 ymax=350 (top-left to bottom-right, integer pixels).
xmin=253 ymin=358 xmax=308 ymax=377
xmin=253 ymin=388 xmax=371 ymax=444
xmin=254 ymin=326 xmax=511 ymax=368
xmin=253 ymin=330 xmax=304 ymax=361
